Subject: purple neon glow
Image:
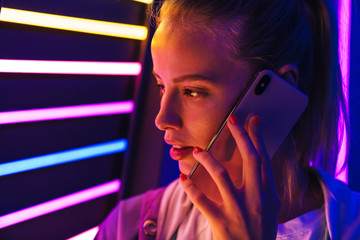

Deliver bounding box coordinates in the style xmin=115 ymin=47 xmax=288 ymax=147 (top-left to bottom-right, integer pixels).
xmin=0 ymin=101 xmax=134 ymax=125
xmin=0 ymin=180 xmax=120 ymax=229
xmin=0 ymin=59 xmax=142 ymax=75
xmin=67 ymin=226 xmax=100 ymax=240
xmin=335 ymin=0 xmax=351 ymax=183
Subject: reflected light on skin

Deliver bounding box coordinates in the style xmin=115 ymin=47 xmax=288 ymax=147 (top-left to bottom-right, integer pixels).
xmin=0 ymin=59 xmax=142 ymax=75
xmin=335 ymin=0 xmax=351 ymax=183
xmin=0 ymin=8 xmax=148 ymax=40
xmin=0 ymin=180 xmax=121 ymax=229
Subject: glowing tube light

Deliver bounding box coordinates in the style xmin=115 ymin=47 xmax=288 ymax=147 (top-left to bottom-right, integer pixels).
xmin=67 ymin=226 xmax=100 ymax=240
xmin=335 ymin=0 xmax=351 ymax=183
xmin=0 ymin=180 xmax=121 ymax=229
xmin=0 ymin=139 xmax=127 ymax=177
xmin=133 ymin=0 xmax=153 ymax=3
xmin=0 ymin=8 xmax=148 ymax=40
xmin=0 ymin=59 xmax=142 ymax=75
xmin=0 ymin=101 xmax=134 ymax=125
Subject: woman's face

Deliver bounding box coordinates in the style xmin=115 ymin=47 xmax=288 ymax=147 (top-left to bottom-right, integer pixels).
xmin=151 ymin=21 xmax=254 ymax=196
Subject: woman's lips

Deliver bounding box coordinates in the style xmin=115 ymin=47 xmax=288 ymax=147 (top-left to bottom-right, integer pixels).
xmin=170 ymin=146 xmax=194 ymax=160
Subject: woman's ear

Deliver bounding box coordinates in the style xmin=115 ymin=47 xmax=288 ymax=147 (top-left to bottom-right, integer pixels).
xmin=277 ymin=64 xmax=299 ymax=88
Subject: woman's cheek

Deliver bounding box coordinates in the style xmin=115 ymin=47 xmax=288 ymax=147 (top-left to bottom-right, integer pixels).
xmin=208 ymin=126 xmax=243 ymax=188
xmin=209 ymin=126 xmax=235 ymax=161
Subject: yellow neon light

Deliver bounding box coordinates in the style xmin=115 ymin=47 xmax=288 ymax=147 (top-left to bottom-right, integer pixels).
xmin=0 ymin=8 xmax=148 ymax=40
xmin=133 ymin=0 xmax=153 ymax=3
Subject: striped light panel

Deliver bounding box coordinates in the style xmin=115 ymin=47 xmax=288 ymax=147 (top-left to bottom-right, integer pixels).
xmin=335 ymin=0 xmax=351 ymax=183
xmin=0 ymin=139 xmax=127 ymax=177
xmin=0 ymin=180 xmax=121 ymax=229
xmin=0 ymin=101 xmax=134 ymax=125
xmin=0 ymin=8 xmax=148 ymax=40
xmin=0 ymin=0 xmax=143 ymax=236
xmin=0 ymin=59 xmax=142 ymax=75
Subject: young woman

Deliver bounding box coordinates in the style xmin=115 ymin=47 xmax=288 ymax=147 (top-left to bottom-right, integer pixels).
xmin=96 ymin=0 xmax=360 ymax=239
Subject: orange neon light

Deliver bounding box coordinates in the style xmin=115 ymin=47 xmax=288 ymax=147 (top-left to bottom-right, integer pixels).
xmin=0 ymin=7 xmax=148 ymax=40
xmin=133 ymin=0 xmax=153 ymax=3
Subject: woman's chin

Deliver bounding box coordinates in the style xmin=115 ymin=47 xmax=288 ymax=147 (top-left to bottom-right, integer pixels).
xmin=178 ymin=160 xmax=197 ymax=176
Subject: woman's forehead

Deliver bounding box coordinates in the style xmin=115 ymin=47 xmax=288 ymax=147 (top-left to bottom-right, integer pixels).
xmin=152 ymin=21 xmax=230 ymax=58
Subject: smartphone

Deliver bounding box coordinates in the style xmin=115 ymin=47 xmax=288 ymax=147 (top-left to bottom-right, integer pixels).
xmin=188 ymin=69 xmax=308 ymax=178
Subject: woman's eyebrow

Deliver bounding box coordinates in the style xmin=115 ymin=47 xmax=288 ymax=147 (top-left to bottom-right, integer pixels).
xmin=152 ymin=70 xmax=213 ymax=83
xmin=173 ymin=74 xmax=213 ymax=83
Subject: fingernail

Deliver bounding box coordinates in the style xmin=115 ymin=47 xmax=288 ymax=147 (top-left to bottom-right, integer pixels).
xmin=229 ymin=114 xmax=239 ymax=124
xmin=194 ymin=146 xmax=203 ymax=153
xmin=180 ymin=173 xmax=187 ymax=181
xmin=252 ymin=115 xmax=260 ymax=127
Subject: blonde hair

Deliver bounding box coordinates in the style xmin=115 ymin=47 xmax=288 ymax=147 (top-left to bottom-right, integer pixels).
xmin=152 ymin=0 xmax=349 ymax=203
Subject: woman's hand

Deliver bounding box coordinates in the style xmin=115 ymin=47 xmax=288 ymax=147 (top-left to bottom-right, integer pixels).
xmin=180 ymin=115 xmax=281 ymax=240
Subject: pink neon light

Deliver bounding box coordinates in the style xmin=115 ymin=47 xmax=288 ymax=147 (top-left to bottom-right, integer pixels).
xmin=335 ymin=0 xmax=351 ymax=183
xmin=0 ymin=59 xmax=142 ymax=75
xmin=0 ymin=180 xmax=120 ymax=229
xmin=0 ymin=101 xmax=134 ymax=125
xmin=67 ymin=226 xmax=99 ymax=240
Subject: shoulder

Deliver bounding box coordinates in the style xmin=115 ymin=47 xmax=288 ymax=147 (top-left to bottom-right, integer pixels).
xmin=316 ymin=169 xmax=360 ymax=239
xmin=95 ymin=185 xmax=170 ymax=240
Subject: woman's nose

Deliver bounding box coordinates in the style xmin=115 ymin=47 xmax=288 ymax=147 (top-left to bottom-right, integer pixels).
xmin=154 ymin=95 xmax=182 ymax=131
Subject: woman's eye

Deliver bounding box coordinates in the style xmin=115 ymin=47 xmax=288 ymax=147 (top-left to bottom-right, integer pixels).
xmin=184 ymin=89 xmax=206 ymax=98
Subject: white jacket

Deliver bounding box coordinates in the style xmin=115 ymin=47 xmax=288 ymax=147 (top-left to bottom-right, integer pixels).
xmin=96 ymin=170 xmax=360 ymax=239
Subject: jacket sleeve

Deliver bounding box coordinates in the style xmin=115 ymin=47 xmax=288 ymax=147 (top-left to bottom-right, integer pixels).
xmin=95 ymin=194 xmax=144 ymax=240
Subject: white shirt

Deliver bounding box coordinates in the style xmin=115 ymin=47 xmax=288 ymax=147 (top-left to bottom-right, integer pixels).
xmin=96 ymin=169 xmax=360 ymax=240
xmin=277 ymin=205 xmax=328 ymax=239
xmin=157 ymin=179 xmax=328 ymax=240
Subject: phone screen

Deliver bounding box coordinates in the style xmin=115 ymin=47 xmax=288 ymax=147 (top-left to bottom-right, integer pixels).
xmin=188 ymin=69 xmax=308 ymax=178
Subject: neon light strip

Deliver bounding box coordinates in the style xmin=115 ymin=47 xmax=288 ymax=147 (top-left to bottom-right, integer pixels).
xmin=0 ymin=8 xmax=148 ymax=40
xmin=67 ymin=226 xmax=100 ymax=240
xmin=0 ymin=180 xmax=121 ymax=229
xmin=335 ymin=0 xmax=351 ymax=183
xmin=133 ymin=0 xmax=153 ymax=3
xmin=0 ymin=59 xmax=142 ymax=75
xmin=0 ymin=139 xmax=127 ymax=177
xmin=0 ymin=101 xmax=134 ymax=125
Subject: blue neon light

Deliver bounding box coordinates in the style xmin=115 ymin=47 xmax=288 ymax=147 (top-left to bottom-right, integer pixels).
xmin=0 ymin=139 xmax=127 ymax=177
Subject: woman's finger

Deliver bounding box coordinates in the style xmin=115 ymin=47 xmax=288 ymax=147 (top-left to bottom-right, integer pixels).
xmin=227 ymin=114 xmax=262 ymax=196
xmin=179 ymin=174 xmax=220 ymax=217
xmin=247 ymin=116 xmax=266 ymax=161
xmin=247 ymin=116 xmax=276 ymax=194
xmin=192 ymin=148 xmax=238 ymax=206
